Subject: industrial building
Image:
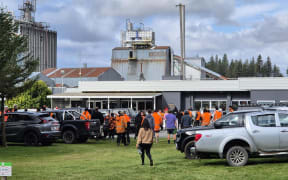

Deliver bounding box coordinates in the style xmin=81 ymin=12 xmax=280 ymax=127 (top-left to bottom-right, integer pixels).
xmin=17 ymin=0 xmax=57 ymax=72
xmin=47 ymin=78 xmax=288 ymax=111
xmin=112 ymin=21 xmax=222 ymax=81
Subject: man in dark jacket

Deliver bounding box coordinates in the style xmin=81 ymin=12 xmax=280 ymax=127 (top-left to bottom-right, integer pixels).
xmin=181 ymin=111 xmax=192 ymax=129
xmin=92 ymin=107 xmax=104 ymax=124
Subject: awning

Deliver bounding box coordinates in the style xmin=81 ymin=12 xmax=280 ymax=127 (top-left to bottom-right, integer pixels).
xmin=47 ymin=92 xmax=162 ymax=99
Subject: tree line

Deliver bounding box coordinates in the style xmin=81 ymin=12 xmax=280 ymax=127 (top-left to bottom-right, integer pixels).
xmin=204 ymin=54 xmax=283 ymax=78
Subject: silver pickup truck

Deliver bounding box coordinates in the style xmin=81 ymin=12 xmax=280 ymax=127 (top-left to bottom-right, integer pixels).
xmin=193 ymin=110 xmax=288 ymax=166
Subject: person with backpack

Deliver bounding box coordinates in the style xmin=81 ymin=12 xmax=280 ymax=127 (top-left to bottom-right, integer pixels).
xmin=136 ymin=118 xmax=154 ymax=166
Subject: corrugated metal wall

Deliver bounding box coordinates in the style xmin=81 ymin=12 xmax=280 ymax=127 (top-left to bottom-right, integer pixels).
xmin=20 ymin=22 xmax=57 ymax=72
xmin=111 ymin=48 xmax=170 ymax=80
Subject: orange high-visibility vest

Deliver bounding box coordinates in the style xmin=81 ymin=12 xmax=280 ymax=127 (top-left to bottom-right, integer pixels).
xmin=201 ymin=112 xmax=211 ymax=126
xmin=188 ymin=110 xmax=192 ymax=117
xmin=213 ymin=110 xmax=222 ymax=121
xmin=124 ymin=114 xmax=130 ymax=123
xmin=196 ymin=111 xmax=201 ymax=121
xmin=152 ymin=112 xmax=162 ymax=131
xmin=81 ymin=111 xmax=91 ymax=120
xmin=116 ymin=116 xmax=126 ymax=133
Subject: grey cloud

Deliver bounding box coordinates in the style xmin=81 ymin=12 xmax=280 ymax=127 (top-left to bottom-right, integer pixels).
xmin=254 ymin=13 xmax=288 ymax=43
xmin=97 ymin=0 xmax=235 ymax=24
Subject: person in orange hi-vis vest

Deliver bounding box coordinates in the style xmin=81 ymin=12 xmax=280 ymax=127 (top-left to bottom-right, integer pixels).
xmin=81 ymin=108 xmax=91 ymax=120
xmin=116 ymin=112 xmax=127 ymax=146
xmin=123 ymin=111 xmax=131 ymax=145
xmin=188 ymin=108 xmax=193 ymax=118
xmin=194 ymin=108 xmax=201 ymax=127
xmin=152 ymin=110 xmax=162 ymax=143
xmin=229 ymin=106 xmax=234 ymax=113
xmin=201 ymin=109 xmax=212 ymax=126
xmin=213 ymin=106 xmax=222 ymax=121
xmin=0 ymin=106 xmax=9 ymax=122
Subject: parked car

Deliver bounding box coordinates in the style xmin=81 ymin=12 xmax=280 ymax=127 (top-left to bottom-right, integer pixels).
xmin=192 ymin=110 xmax=288 ymax=166
xmin=176 ymin=110 xmax=260 ymax=160
xmin=0 ymin=112 xmax=60 ymax=146
xmin=45 ymin=110 xmax=102 ymax=143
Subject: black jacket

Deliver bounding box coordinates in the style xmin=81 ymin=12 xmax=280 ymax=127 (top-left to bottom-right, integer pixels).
xmin=92 ymin=111 xmax=104 ymax=124
xmin=181 ymin=114 xmax=192 ymax=128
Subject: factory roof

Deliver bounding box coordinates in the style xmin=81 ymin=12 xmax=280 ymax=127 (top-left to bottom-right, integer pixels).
xmin=113 ymin=46 xmax=170 ymax=50
xmin=74 ymin=77 xmax=288 ymax=92
xmin=42 ymin=67 xmax=111 ymax=78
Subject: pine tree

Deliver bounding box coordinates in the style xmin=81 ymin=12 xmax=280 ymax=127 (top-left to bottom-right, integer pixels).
xmin=256 ymin=54 xmax=263 ymax=76
xmin=267 ymin=57 xmax=272 ymax=76
xmin=0 ymin=9 xmax=38 ymax=147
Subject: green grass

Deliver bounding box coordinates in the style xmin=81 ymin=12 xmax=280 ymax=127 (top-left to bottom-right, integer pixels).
xmin=1 ymin=139 xmax=288 ymax=180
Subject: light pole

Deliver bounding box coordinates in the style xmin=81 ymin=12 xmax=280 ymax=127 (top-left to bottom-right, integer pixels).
xmin=61 ymin=69 xmax=65 ymax=94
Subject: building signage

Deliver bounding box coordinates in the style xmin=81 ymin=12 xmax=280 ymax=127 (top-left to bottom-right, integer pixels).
xmin=0 ymin=162 xmax=12 ymax=177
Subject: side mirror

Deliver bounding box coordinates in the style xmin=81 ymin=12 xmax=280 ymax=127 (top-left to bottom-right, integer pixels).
xmin=214 ymin=122 xmax=222 ymax=129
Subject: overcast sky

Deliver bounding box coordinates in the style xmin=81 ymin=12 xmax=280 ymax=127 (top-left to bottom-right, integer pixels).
xmin=1 ymin=0 xmax=288 ymax=73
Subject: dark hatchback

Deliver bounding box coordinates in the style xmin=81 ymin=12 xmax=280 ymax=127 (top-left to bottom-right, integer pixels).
xmin=0 ymin=112 xmax=60 ymax=146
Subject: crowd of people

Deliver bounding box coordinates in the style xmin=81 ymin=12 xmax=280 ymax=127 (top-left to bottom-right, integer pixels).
xmin=79 ymin=106 xmax=235 ymax=166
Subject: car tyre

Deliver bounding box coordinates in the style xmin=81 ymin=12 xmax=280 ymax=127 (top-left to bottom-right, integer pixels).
xmin=63 ymin=130 xmax=76 ymax=144
xmin=184 ymin=141 xmax=197 ymax=159
xmin=226 ymin=146 xmax=248 ymax=167
xmin=24 ymin=132 xmax=39 ymax=146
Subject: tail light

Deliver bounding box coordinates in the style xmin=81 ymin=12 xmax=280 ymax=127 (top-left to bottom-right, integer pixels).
xmin=85 ymin=121 xmax=90 ymax=130
xmin=40 ymin=118 xmax=48 ymax=124
xmin=194 ymin=134 xmax=202 ymax=142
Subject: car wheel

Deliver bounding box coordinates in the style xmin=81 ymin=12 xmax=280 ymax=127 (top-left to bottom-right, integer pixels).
xmin=226 ymin=146 xmax=248 ymax=167
xmin=78 ymin=137 xmax=88 ymax=143
xmin=184 ymin=141 xmax=197 ymax=159
xmin=62 ymin=130 xmax=76 ymax=144
xmin=24 ymin=132 xmax=39 ymax=146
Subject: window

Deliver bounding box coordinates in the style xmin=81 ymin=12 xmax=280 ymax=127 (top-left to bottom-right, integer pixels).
xmin=252 ymin=114 xmax=275 ymax=127
xmin=7 ymin=115 xmax=16 ymax=122
xmin=65 ymin=112 xmax=74 ymax=120
xmin=129 ymin=51 xmax=133 ymax=58
xmin=16 ymin=115 xmax=32 ymax=121
xmin=279 ymin=113 xmax=288 ymax=127
xmin=257 ymin=100 xmax=275 ymax=106
xmin=215 ymin=114 xmax=244 ymax=127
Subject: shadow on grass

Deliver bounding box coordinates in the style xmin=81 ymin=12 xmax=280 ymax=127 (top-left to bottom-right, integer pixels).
xmin=202 ymin=157 xmax=288 ymax=166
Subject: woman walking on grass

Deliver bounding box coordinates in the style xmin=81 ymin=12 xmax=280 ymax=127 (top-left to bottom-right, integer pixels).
xmin=136 ymin=119 xmax=154 ymax=166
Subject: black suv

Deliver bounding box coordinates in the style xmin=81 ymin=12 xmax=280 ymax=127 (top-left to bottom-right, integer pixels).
xmin=0 ymin=112 xmax=60 ymax=146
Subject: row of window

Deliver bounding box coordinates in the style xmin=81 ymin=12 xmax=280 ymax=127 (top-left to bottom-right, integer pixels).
xmin=217 ymin=113 xmax=288 ymax=127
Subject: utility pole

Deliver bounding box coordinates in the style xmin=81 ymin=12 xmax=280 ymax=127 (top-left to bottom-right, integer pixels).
xmin=176 ymin=4 xmax=185 ymax=79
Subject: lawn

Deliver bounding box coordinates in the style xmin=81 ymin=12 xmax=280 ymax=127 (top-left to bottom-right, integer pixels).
xmin=1 ymin=139 xmax=288 ymax=180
